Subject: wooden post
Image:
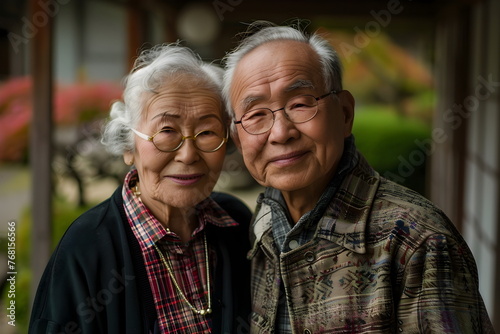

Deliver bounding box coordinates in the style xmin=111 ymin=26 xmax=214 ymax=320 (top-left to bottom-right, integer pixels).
xmin=127 ymin=0 xmax=146 ymax=70
xmin=29 ymin=0 xmax=53 ymax=306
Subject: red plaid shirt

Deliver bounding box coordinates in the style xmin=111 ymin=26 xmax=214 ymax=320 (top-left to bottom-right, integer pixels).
xmin=122 ymin=170 xmax=238 ymax=333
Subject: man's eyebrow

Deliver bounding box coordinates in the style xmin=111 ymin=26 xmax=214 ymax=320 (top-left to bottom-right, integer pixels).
xmin=238 ymin=80 xmax=315 ymax=111
xmin=285 ymin=80 xmax=315 ymax=92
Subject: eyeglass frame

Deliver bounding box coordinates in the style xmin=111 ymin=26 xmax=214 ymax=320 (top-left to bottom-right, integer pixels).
xmin=131 ymin=127 xmax=228 ymax=153
xmin=233 ymin=90 xmax=340 ymax=135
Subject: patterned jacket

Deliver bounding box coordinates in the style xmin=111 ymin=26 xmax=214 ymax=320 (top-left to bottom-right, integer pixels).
xmin=248 ymin=152 xmax=494 ymax=333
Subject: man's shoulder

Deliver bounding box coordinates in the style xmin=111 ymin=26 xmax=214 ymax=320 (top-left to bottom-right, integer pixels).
xmin=346 ymin=153 xmax=451 ymax=233
xmin=377 ymin=178 xmax=440 ymax=214
xmin=372 ymin=177 xmax=455 ymax=235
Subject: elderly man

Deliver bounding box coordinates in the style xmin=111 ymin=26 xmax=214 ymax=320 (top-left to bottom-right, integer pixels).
xmin=223 ymin=21 xmax=494 ymax=333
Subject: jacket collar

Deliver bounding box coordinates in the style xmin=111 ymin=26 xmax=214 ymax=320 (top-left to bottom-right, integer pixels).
xmin=250 ymin=152 xmax=380 ymax=256
xmin=316 ymin=156 xmax=380 ymax=254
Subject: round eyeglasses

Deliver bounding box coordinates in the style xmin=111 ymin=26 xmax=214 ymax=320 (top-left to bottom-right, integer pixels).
xmin=233 ymin=91 xmax=339 ymax=135
xmin=131 ymin=127 xmax=228 ymax=152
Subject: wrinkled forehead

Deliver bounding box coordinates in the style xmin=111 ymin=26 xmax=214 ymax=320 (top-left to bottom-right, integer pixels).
xmin=140 ymin=79 xmax=223 ymax=123
xmin=230 ymin=40 xmax=324 ymax=108
xmin=236 ymin=39 xmax=323 ymax=79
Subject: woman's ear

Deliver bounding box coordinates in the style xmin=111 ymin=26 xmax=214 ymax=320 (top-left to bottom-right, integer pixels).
xmin=123 ymin=151 xmax=134 ymax=166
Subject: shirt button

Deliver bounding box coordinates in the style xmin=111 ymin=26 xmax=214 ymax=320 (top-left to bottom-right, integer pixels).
xmin=289 ymin=239 xmax=299 ymax=249
xmin=304 ymin=251 xmax=315 ymax=262
xmin=304 ymin=329 xmax=312 ymax=334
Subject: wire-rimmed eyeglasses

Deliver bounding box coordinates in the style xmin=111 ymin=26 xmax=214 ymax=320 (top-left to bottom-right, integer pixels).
xmin=131 ymin=127 xmax=228 ymax=152
xmin=233 ymin=91 xmax=339 ymax=135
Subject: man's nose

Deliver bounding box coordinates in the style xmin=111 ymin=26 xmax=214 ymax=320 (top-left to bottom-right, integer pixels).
xmin=268 ymin=110 xmax=299 ymax=143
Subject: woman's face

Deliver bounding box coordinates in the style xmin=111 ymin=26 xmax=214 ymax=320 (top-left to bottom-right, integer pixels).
xmin=124 ymin=76 xmax=227 ymax=218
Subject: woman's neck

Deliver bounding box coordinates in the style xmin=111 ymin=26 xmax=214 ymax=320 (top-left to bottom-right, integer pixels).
xmin=163 ymin=211 xmax=199 ymax=243
xmin=141 ymin=196 xmax=199 ymax=243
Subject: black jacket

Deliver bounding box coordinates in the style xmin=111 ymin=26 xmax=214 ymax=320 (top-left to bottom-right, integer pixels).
xmin=29 ymin=187 xmax=252 ymax=333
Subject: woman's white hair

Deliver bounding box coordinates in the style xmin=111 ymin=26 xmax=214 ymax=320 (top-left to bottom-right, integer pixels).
xmin=101 ymin=43 xmax=225 ymax=155
xmin=222 ymin=20 xmax=343 ymax=134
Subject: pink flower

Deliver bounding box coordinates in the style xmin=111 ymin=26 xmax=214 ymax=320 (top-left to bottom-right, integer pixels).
xmin=0 ymin=77 xmax=122 ymax=162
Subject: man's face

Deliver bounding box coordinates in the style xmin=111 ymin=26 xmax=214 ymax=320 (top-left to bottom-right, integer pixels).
xmin=230 ymin=40 xmax=354 ymax=200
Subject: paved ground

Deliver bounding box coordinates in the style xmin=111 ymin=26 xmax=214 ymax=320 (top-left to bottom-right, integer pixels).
xmin=0 ymin=165 xmax=30 ymax=228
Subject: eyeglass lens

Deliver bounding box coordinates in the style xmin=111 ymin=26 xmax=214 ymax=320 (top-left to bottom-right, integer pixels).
xmin=152 ymin=127 xmax=226 ymax=152
xmin=241 ymin=95 xmax=319 ymax=134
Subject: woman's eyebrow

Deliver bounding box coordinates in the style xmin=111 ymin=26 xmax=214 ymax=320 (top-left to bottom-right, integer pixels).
xmin=199 ymin=113 xmax=221 ymax=121
xmin=240 ymin=95 xmax=263 ymax=111
xmin=151 ymin=112 xmax=221 ymax=123
xmin=151 ymin=112 xmax=180 ymax=121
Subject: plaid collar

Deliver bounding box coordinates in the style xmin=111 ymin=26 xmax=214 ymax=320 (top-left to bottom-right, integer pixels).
xmin=122 ymin=169 xmax=238 ymax=249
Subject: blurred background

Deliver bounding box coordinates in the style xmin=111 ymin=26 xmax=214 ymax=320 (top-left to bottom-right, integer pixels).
xmin=0 ymin=0 xmax=498 ymax=332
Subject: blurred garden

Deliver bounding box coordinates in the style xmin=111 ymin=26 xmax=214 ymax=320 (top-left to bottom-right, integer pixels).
xmin=0 ymin=29 xmax=433 ymax=332
xmin=328 ymin=29 xmax=434 ymax=194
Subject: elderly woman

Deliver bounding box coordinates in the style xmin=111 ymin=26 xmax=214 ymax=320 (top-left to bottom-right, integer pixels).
xmin=29 ymin=45 xmax=251 ymax=333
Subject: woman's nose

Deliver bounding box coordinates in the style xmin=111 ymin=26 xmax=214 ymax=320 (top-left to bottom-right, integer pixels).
xmin=174 ymin=138 xmax=200 ymax=164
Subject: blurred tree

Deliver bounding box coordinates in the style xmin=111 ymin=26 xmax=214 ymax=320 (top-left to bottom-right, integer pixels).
xmin=323 ymin=29 xmax=435 ymax=123
xmin=0 ymin=77 xmax=127 ymax=206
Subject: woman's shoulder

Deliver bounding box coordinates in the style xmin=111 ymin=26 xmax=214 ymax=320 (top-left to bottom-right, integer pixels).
xmin=210 ymin=191 xmax=252 ymax=224
xmin=56 ymin=187 xmax=125 ymax=250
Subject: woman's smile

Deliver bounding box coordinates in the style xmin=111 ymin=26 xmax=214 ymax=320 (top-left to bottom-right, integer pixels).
xmin=166 ymin=173 xmax=204 ymax=186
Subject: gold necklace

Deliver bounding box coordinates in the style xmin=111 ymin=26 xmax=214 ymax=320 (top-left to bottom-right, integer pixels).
xmin=153 ymin=233 xmax=212 ymax=315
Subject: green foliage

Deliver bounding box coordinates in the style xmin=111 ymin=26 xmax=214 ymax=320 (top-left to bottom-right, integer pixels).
xmin=2 ymin=198 xmax=94 ymax=332
xmin=352 ymin=106 xmax=431 ymax=195
xmin=51 ymin=196 xmax=93 ymax=248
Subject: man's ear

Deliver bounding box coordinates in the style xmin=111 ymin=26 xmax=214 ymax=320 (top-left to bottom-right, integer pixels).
xmin=340 ymin=90 xmax=355 ymax=137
